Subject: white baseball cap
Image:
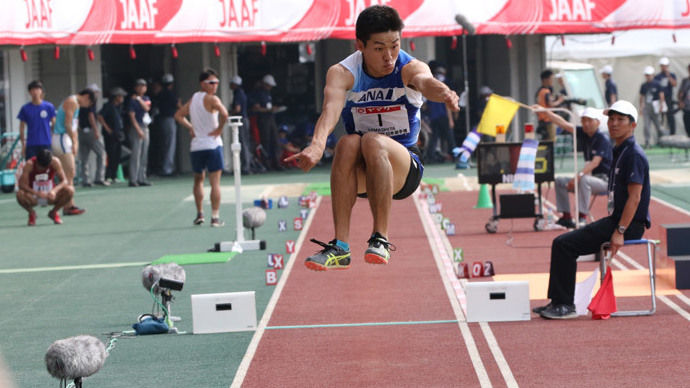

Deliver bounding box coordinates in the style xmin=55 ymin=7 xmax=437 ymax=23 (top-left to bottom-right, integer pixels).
xmin=659 ymin=57 xmax=670 ymax=66
xmin=643 ymin=65 xmax=655 ymax=75
xmin=231 ymin=75 xmax=242 ymax=85
xmin=161 ymin=73 xmax=174 ymax=84
xmin=604 ymin=100 xmax=638 ymax=123
xmin=580 ymin=107 xmax=601 ymax=120
xmin=262 ymin=74 xmax=277 ymax=87
xmin=599 ymin=65 xmax=613 ymax=75
xmin=86 ymin=83 xmax=101 ymax=93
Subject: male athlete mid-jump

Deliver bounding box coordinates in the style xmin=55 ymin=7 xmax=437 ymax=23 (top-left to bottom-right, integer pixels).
xmin=286 ymin=5 xmax=460 ymax=270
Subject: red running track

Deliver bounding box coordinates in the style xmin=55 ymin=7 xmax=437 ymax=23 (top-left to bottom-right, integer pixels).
xmin=241 ymin=197 xmax=483 ymax=387
xmin=240 ymin=190 xmax=690 ymax=387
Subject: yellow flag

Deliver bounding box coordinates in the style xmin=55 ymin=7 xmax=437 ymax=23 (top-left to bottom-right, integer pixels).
xmin=477 ymin=94 xmax=520 ymax=137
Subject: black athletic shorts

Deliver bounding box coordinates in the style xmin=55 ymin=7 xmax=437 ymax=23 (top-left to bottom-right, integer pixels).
xmin=357 ymin=146 xmax=424 ymax=201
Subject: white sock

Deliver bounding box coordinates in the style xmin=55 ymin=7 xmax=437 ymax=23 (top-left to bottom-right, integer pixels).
xmin=212 ymin=210 xmax=219 ymax=219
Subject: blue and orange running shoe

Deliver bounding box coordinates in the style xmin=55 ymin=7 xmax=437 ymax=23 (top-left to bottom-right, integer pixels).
xmin=304 ymin=239 xmax=351 ymax=271
xmin=364 ymin=233 xmax=396 ymax=265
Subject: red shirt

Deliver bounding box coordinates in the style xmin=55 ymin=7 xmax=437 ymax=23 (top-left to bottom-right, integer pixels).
xmin=28 ymin=156 xmax=55 ymax=193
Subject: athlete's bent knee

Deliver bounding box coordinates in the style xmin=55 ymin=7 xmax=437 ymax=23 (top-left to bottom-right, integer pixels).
xmin=360 ymin=133 xmax=388 ymax=159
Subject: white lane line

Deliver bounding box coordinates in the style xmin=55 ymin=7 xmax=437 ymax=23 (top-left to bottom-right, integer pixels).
xmin=414 ymin=193 xmax=491 ymax=388
xmin=657 ymin=295 xmax=690 ymax=321
xmin=0 ymin=262 xmax=149 ymax=274
xmin=651 ymin=196 xmax=690 ymax=217
xmin=674 ymin=293 xmax=690 ymax=308
xmin=479 ymin=322 xmax=519 ymax=388
xmin=230 ymin=196 xmax=320 ymax=388
xmin=0 ymin=196 xmax=189 ymax=328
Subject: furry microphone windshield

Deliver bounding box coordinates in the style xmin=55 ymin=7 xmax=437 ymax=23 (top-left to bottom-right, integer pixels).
xmin=45 ymin=335 xmax=106 ymax=387
xmin=141 ymin=262 xmax=186 ymax=294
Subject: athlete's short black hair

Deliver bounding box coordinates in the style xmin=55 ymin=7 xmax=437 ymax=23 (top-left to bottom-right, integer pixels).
xmin=199 ymin=68 xmax=219 ymax=83
xmin=28 ymin=80 xmax=44 ymax=91
xmin=78 ymin=88 xmax=96 ymax=106
xmin=355 ymin=5 xmax=404 ymax=45
xmin=541 ymin=69 xmax=554 ymax=80
xmin=36 ymin=149 xmax=53 ymax=168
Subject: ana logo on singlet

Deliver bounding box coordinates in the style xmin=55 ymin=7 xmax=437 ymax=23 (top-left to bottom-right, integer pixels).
xmin=357 ymin=89 xmax=394 ymax=103
xmin=40 ymin=110 xmax=48 ymax=118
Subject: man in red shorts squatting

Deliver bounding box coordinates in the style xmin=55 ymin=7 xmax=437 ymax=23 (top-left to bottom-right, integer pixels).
xmin=16 ymin=149 xmax=74 ymax=226
xmin=286 ymin=5 xmax=460 ymax=270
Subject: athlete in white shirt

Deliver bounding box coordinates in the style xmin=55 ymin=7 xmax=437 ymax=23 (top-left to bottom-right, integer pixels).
xmin=175 ymin=68 xmax=229 ymax=227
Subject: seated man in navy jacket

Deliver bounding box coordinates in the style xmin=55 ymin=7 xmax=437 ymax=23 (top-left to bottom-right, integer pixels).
xmin=534 ymin=100 xmax=651 ymax=319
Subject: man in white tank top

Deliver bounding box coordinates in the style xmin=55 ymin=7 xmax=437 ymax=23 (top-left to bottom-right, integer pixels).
xmin=175 ymin=68 xmax=229 ymax=227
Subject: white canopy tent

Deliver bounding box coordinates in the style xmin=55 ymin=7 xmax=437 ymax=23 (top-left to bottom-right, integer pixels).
xmin=547 ymin=29 xmax=690 ymax=138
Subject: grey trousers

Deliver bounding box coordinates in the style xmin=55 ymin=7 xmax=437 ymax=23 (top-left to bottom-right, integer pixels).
xmin=78 ymin=127 xmax=106 ymax=184
xmin=129 ymin=126 xmax=149 ymax=183
xmin=643 ymin=103 xmax=664 ymax=145
xmin=555 ymin=175 xmax=608 ymax=216
xmin=159 ymin=117 xmax=177 ymax=175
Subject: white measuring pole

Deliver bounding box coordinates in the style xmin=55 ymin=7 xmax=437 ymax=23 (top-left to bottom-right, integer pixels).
xmin=230 ymin=116 xmax=244 ymax=243
xmin=212 ymin=117 xmax=266 ymax=252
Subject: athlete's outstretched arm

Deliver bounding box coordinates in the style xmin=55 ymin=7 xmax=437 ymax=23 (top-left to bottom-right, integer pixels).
xmin=404 ymin=60 xmax=460 ymax=113
xmin=285 ymin=64 xmax=352 ymax=172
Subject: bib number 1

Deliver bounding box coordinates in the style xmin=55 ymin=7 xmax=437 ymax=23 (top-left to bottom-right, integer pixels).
xmin=352 ymin=105 xmax=410 ymax=137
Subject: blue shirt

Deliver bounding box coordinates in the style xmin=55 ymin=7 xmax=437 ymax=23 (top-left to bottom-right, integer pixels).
xmin=17 ymin=100 xmax=56 ymax=146
xmin=78 ymin=105 xmax=97 ymax=129
xmin=232 ymin=87 xmax=248 ymax=118
xmin=604 ymin=79 xmax=617 ymax=106
xmin=654 ymin=71 xmax=677 ymax=99
xmin=251 ymin=89 xmax=273 ymax=117
xmin=576 ymin=126 xmax=612 ymax=176
xmin=640 ymin=80 xmax=662 ymax=102
xmin=339 ymin=50 xmax=423 ymax=148
xmin=157 ymin=89 xmax=178 ymax=117
xmin=98 ymin=100 xmax=123 ymax=134
xmin=607 ymin=136 xmax=650 ymax=228
xmin=127 ymin=96 xmax=151 ymax=126
xmin=427 ymin=100 xmax=447 ymax=121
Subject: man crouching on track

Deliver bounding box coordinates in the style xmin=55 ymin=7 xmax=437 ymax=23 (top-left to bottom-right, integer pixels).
xmin=285 ymin=5 xmax=460 ymax=271
xmin=16 ymin=149 xmax=73 ymax=226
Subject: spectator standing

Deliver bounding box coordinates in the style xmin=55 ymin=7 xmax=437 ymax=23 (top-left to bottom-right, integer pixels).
xmin=639 ymin=65 xmax=666 ymax=148
xmin=15 ymin=149 xmax=73 ymax=226
xmin=157 ymin=74 xmax=181 ymax=176
xmin=229 ymin=76 xmax=252 ymax=175
xmin=535 ymin=69 xmax=565 ymax=141
xmin=78 ymin=83 xmax=108 ymax=187
xmin=251 ymin=74 xmax=284 ymax=170
xmin=127 ymin=79 xmax=152 ymax=187
xmin=677 ymin=63 xmax=690 ymax=138
xmin=655 ymin=57 xmax=677 ymax=135
xmin=600 ymin=65 xmax=618 ymax=106
xmin=425 ymin=66 xmax=455 ymax=163
xmin=17 ymin=80 xmax=56 ymax=159
xmin=98 ymin=87 xmax=127 ymax=183
xmin=174 ymin=68 xmax=229 ymax=227
xmin=52 ymin=89 xmax=94 ymax=215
